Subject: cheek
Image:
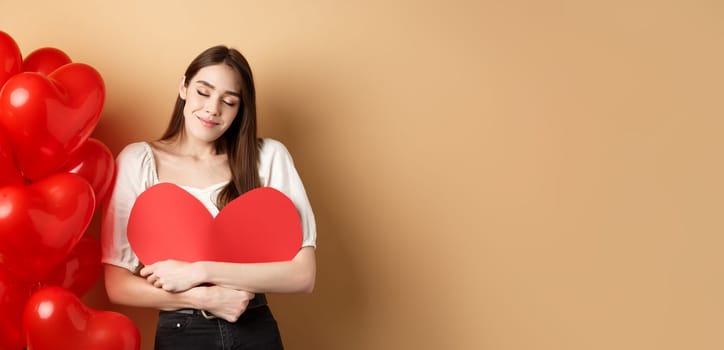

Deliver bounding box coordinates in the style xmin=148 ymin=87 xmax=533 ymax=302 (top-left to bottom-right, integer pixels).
xmin=184 ymin=97 xmax=203 ymax=112
xmin=224 ymin=107 xmax=240 ymax=122
xmin=181 ymin=104 xmax=194 ymax=121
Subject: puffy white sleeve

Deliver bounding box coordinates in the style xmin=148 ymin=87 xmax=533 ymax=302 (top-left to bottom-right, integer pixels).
xmin=101 ymin=142 xmax=156 ymax=272
xmin=258 ymin=138 xmax=317 ymax=248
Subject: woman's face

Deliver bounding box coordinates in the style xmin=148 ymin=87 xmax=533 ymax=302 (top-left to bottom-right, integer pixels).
xmin=179 ymin=63 xmax=242 ymax=144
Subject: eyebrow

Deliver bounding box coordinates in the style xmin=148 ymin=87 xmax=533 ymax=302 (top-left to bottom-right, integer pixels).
xmin=195 ymin=80 xmax=241 ymax=98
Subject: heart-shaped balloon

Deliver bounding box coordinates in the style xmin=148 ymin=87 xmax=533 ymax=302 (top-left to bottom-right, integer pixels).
xmin=23 ymin=286 xmax=140 ymax=350
xmin=59 ymin=138 xmax=115 ymax=207
xmin=41 ymin=235 xmax=102 ymax=297
xmin=0 ymin=31 xmax=22 ymax=88
xmin=0 ymin=267 xmax=31 ymax=350
xmin=0 ymin=62 xmax=105 ymax=180
xmin=0 ymin=173 xmax=95 ymax=281
xmin=0 ymin=128 xmax=23 ymax=186
xmin=127 ymin=184 xmax=302 ymax=265
xmin=22 ymin=47 xmax=72 ymax=75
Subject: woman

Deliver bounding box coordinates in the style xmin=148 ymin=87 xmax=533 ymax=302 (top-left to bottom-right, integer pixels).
xmin=101 ymin=46 xmax=317 ymax=350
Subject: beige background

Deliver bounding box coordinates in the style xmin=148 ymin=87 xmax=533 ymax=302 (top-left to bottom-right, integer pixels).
xmin=3 ymin=1 xmax=724 ymax=349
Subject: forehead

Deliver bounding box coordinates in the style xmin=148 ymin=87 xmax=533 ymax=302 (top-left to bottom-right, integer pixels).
xmin=190 ymin=64 xmax=242 ymax=93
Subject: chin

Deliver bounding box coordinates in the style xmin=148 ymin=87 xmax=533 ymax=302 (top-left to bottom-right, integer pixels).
xmin=187 ymin=129 xmax=222 ymax=143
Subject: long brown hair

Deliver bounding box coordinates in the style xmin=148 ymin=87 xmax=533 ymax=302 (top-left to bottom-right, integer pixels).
xmin=160 ymin=45 xmax=261 ymax=207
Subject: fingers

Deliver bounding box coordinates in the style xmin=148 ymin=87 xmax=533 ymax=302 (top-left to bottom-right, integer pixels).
xmin=142 ymin=270 xmax=164 ymax=289
xmin=221 ymin=313 xmax=241 ymax=323
xmin=146 ymin=274 xmax=170 ymax=290
xmin=144 ymin=273 xmax=182 ymax=292
xmin=200 ymin=286 xmax=253 ymax=322
xmin=139 ymin=265 xmax=153 ymax=277
xmin=146 ymin=274 xmax=160 ymax=287
xmin=139 ymin=263 xmax=173 ymax=290
xmin=219 ymin=301 xmax=248 ymax=323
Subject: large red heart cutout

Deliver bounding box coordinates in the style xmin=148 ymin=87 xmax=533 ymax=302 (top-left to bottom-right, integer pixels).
xmin=23 ymin=286 xmax=140 ymax=350
xmin=0 ymin=173 xmax=95 ymax=281
xmin=0 ymin=62 xmax=105 ymax=180
xmin=127 ymin=184 xmax=302 ymax=265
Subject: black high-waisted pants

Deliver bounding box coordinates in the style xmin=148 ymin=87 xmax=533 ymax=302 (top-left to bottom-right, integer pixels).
xmin=154 ymin=305 xmax=284 ymax=350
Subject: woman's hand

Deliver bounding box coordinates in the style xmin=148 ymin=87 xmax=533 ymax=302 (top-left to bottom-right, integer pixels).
xmin=189 ymin=285 xmax=255 ymax=323
xmin=139 ymin=260 xmax=204 ymax=292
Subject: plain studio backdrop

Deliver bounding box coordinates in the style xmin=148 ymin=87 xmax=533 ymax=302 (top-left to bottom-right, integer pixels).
xmin=3 ymin=1 xmax=723 ymax=349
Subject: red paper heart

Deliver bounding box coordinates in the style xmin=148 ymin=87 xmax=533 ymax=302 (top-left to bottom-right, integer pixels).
xmin=0 ymin=62 xmax=105 ymax=180
xmin=0 ymin=173 xmax=95 ymax=281
xmin=127 ymin=184 xmax=302 ymax=265
xmin=23 ymin=286 xmax=140 ymax=350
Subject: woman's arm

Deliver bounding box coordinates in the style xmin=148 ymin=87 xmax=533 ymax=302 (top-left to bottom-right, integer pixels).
xmin=201 ymin=246 xmax=316 ymax=293
xmin=104 ymin=264 xmax=255 ymax=322
xmin=140 ymin=246 xmax=316 ymax=294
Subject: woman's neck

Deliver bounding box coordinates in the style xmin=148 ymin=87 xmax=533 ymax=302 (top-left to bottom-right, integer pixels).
xmin=163 ymin=134 xmax=219 ymax=160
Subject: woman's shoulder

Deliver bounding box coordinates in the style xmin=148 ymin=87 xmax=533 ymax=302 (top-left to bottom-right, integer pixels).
xmin=118 ymin=141 xmax=151 ymax=155
xmin=116 ymin=141 xmax=153 ymax=165
xmin=259 ymin=138 xmax=287 ymax=151
xmin=258 ymin=138 xmax=297 ymax=175
xmin=259 ymin=138 xmax=292 ymax=158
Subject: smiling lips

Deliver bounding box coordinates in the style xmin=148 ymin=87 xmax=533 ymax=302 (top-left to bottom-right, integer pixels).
xmin=196 ymin=116 xmax=219 ymax=128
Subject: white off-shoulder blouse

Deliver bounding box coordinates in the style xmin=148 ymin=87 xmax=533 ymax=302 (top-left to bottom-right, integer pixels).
xmin=101 ymin=138 xmax=317 ymax=273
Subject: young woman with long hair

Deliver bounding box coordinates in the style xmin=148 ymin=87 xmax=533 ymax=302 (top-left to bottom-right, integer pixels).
xmin=102 ymin=46 xmax=316 ymax=350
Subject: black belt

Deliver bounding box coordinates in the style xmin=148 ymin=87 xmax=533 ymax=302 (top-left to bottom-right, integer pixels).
xmin=167 ymin=293 xmax=267 ymax=320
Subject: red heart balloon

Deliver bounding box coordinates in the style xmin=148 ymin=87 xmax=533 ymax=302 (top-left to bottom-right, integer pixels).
xmin=0 ymin=31 xmax=22 ymax=88
xmin=0 ymin=62 xmax=105 ymax=180
xmin=0 ymin=267 xmax=31 ymax=350
xmin=41 ymin=235 xmax=102 ymax=297
xmin=0 ymin=128 xmax=23 ymax=186
xmin=59 ymin=138 xmax=115 ymax=207
xmin=0 ymin=173 xmax=95 ymax=281
xmin=22 ymin=47 xmax=72 ymax=75
xmin=127 ymin=184 xmax=302 ymax=265
xmin=23 ymin=286 xmax=140 ymax=350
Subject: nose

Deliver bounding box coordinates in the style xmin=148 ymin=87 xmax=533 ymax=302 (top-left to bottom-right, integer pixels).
xmin=204 ymin=99 xmax=221 ymax=116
